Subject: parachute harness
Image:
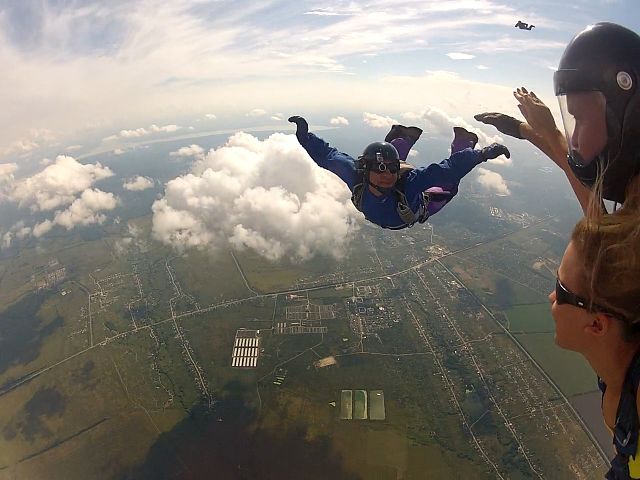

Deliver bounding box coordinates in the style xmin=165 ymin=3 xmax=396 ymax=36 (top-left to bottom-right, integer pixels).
xmin=351 ymin=159 xmax=430 ymax=229
xmin=601 ymin=350 xmax=640 ymax=479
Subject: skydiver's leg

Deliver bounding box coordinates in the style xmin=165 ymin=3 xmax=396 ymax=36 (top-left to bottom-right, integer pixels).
xmin=390 ymin=138 xmax=412 ymax=161
xmin=451 ymin=127 xmax=479 ymax=154
xmin=384 ymin=125 xmax=423 ymax=161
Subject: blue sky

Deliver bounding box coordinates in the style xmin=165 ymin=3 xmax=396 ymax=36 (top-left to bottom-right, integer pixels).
xmin=0 ymin=0 xmax=639 ymax=161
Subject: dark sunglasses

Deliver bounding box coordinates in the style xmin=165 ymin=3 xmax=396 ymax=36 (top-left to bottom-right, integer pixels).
xmin=555 ymin=276 xmax=624 ymax=319
xmin=369 ymin=161 xmax=400 ymax=174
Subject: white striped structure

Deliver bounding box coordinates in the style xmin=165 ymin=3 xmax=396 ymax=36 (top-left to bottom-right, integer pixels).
xmin=231 ymin=330 xmax=261 ymax=368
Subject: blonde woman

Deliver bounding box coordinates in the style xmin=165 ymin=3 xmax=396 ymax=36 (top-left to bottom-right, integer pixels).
xmin=552 ymin=183 xmax=640 ymax=479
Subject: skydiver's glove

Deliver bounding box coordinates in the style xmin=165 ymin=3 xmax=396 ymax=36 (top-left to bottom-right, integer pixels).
xmin=480 ymin=143 xmax=511 ymax=161
xmin=288 ymin=116 xmax=309 ymax=142
xmin=474 ymin=112 xmax=524 ymax=139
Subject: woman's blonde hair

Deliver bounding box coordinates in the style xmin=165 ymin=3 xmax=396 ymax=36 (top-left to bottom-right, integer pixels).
xmin=572 ymin=176 xmax=640 ymax=331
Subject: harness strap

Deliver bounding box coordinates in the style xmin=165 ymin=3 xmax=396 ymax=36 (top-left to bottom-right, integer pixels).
xmin=607 ymin=350 xmax=640 ymax=479
xmin=351 ymin=166 xmax=438 ymax=229
xmin=394 ymin=188 xmax=428 ymax=227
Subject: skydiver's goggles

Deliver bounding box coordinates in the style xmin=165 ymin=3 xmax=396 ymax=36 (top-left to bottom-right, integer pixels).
xmin=364 ymin=154 xmax=400 ymax=174
xmin=555 ymin=275 xmax=626 ymax=320
xmin=369 ymin=161 xmax=400 ymax=174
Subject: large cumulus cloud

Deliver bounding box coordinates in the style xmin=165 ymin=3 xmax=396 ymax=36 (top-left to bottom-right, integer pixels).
xmin=33 ymin=189 xmax=119 ymax=237
xmin=7 ymin=155 xmax=114 ymax=211
xmin=1 ymin=156 xmax=118 ymax=246
xmin=152 ymin=132 xmax=361 ymax=261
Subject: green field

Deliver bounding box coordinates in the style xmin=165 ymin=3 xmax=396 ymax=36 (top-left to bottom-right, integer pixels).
xmin=369 ymin=390 xmax=385 ymax=420
xmin=504 ymin=303 xmax=555 ymax=333
xmin=353 ymin=390 xmax=367 ymax=420
xmin=340 ymin=390 xmax=353 ymax=420
xmin=0 ymin=210 xmax=609 ymax=479
xmin=501 ymin=304 xmax=596 ymax=397
xmin=515 ymin=333 xmax=597 ymax=397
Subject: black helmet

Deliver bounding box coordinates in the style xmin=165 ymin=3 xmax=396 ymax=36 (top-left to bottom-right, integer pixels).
xmin=553 ymin=22 xmax=640 ymax=203
xmin=360 ymin=141 xmax=399 ymax=167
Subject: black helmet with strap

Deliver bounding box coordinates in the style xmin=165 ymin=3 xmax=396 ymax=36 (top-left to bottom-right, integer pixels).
xmin=553 ymin=22 xmax=640 ymax=203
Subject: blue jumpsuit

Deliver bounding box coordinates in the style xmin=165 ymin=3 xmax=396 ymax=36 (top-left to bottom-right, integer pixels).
xmin=298 ymin=132 xmax=486 ymax=230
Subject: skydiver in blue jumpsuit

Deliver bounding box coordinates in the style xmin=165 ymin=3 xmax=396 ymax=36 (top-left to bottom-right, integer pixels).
xmin=289 ymin=116 xmax=510 ymax=230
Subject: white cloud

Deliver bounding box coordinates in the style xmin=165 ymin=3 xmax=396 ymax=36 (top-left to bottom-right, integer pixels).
xmin=123 ymin=176 xmax=155 ymax=191
xmin=486 ymin=154 xmax=512 ymax=166
xmin=7 ymin=155 xmax=114 ymax=211
xmin=476 ymin=65 xmax=489 ymax=70
xmin=0 ymin=221 xmax=31 ymax=249
xmin=54 ymin=189 xmax=118 ymax=228
xmin=476 ymin=168 xmax=510 ymax=195
xmin=271 ymin=114 xmax=284 ymax=121
xmin=0 ymin=163 xmax=18 ymax=180
xmin=304 ymin=8 xmax=359 ymax=16
xmin=363 ymin=112 xmax=397 ymax=129
xmin=0 ymin=2 xmax=564 ymax=155
xmin=3 ymin=129 xmax=56 ymax=156
xmin=1 ymin=232 xmax=12 ymax=250
xmin=113 ymin=148 xmax=125 ymax=155
xmin=119 ymin=124 xmax=181 ymax=138
xmin=114 ymin=222 xmax=148 ymax=255
xmin=247 ymin=109 xmax=267 ymax=117
xmin=125 ymin=127 xmax=149 ymax=138
xmin=204 ymin=113 xmax=217 ymax=119
xmin=446 ymin=53 xmax=475 ymax=60
xmin=170 ymin=144 xmax=205 ymax=159
xmin=33 ymin=188 xmax=118 ymax=234
xmin=465 ymin=37 xmax=566 ymax=54
xmin=32 ymin=220 xmax=54 ymax=238
xmin=152 ymin=132 xmax=360 ymax=261
xmin=330 ymin=116 xmax=349 ymax=126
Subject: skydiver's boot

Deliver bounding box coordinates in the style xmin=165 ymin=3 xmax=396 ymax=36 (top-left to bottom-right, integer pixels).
xmin=451 ymin=127 xmax=479 ymax=154
xmin=384 ymin=125 xmax=423 ymax=144
xmin=385 ymin=124 xmax=423 ymax=167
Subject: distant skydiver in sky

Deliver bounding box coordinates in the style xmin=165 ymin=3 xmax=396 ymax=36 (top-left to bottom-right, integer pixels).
xmin=288 ymin=116 xmax=509 ymax=230
xmin=515 ymin=20 xmax=535 ymax=30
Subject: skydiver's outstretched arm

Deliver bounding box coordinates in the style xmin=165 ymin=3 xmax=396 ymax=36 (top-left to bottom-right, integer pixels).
xmin=410 ymin=144 xmax=510 ymax=190
xmin=475 ymin=87 xmax=591 ymax=213
xmin=288 ymin=116 xmax=358 ymax=190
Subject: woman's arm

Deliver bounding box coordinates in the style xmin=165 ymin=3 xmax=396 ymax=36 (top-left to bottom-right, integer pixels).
xmin=475 ymin=88 xmax=591 ymax=213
